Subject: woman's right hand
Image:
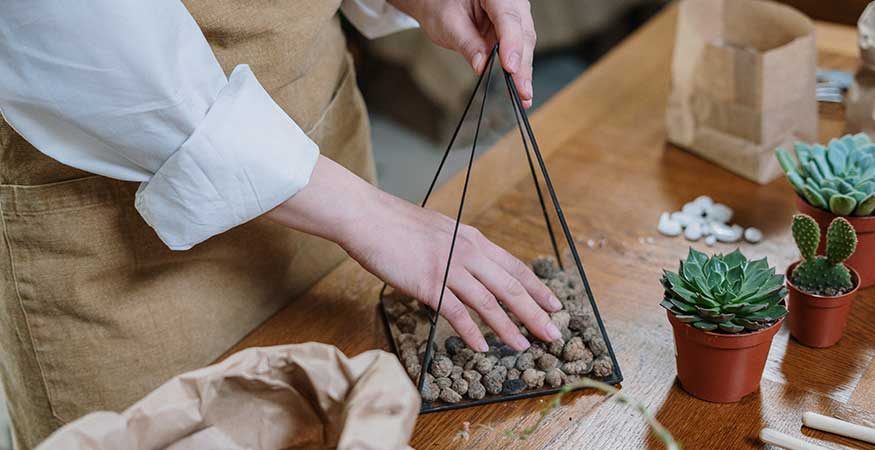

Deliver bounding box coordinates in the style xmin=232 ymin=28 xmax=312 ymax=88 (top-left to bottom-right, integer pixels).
xmin=266 ymin=156 xmax=562 ymax=352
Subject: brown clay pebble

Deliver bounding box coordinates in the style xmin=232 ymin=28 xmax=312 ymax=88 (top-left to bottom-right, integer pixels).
xmin=545 ymin=368 xmax=564 ymax=387
xmin=444 ymin=336 xmax=466 ymax=355
xmin=562 ymin=359 xmax=593 ymax=375
xmin=484 ymin=333 xmax=502 ymax=348
xmin=440 ymin=387 xmax=462 ymax=403
xmin=397 ymin=314 xmax=417 ymax=333
xmin=451 ymin=378 xmax=469 ymax=396
xmin=475 ymin=355 xmax=495 ymax=374
xmin=568 ymin=314 xmax=586 ymax=332
xmin=430 ymin=355 xmax=454 ymax=378
xmin=547 ymin=338 xmax=565 ymax=357
xmin=507 ymin=368 xmax=521 ymax=380
xmin=565 ymin=374 xmax=582 ymax=385
xmin=452 ymin=348 xmax=474 ymax=367
xmin=421 ymin=381 xmax=439 ymax=402
xmin=562 ymin=337 xmax=590 ymax=362
xmin=468 ymin=380 xmax=486 ymax=399
xmin=497 ymin=344 xmax=517 ymax=357
xmin=501 ymin=378 xmax=527 ymax=395
xmin=450 ymin=366 xmax=463 ymax=380
xmin=537 ymin=353 xmax=560 ymax=370
xmin=582 ymin=327 xmax=599 ymax=343
xmin=398 ymin=333 xmax=417 ymax=347
xmin=592 ymin=356 xmax=614 ymax=377
xmin=515 ymin=352 xmax=534 ymax=371
xmin=384 ymin=301 xmax=408 ymax=318
xmin=406 ymin=364 xmax=421 ymax=380
xmin=499 ymin=355 xmax=517 ymax=369
xmin=589 ymin=336 xmax=608 ymax=357
xmin=522 ymin=368 xmax=546 ymax=389
xmin=435 ymin=377 xmax=452 ymax=390
xmin=462 ymin=369 xmax=481 ymax=383
xmin=532 ymin=256 xmax=560 ymax=279
xmin=527 ymin=343 xmax=546 ymax=360
xmin=550 ymin=310 xmax=571 ymax=331
xmin=484 ymin=376 xmax=503 ymax=395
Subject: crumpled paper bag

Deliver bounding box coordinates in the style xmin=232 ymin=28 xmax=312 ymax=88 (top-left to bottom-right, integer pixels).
xmin=34 ymin=343 xmax=420 ymax=450
xmin=666 ymin=0 xmax=817 ymax=184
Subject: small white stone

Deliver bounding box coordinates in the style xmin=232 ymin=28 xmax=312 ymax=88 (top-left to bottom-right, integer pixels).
xmin=693 ymin=195 xmax=714 ymax=208
xmin=712 ymin=223 xmax=742 ymax=242
xmin=744 ymin=227 xmax=763 ymax=244
xmin=705 ymin=235 xmax=717 ymax=247
xmin=706 ymin=203 xmax=733 ymax=224
xmin=682 ymin=202 xmax=705 ymax=218
xmin=684 ymin=222 xmax=703 ymax=241
xmin=671 ymin=211 xmax=697 ymax=228
xmin=657 ymin=212 xmax=682 ymax=236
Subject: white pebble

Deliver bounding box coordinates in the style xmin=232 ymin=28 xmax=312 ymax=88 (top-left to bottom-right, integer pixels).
xmin=712 ymin=223 xmax=742 ymax=242
xmin=744 ymin=227 xmax=763 ymax=244
xmin=705 ymin=235 xmax=717 ymax=247
xmin=693 ymin=195 xmax=714 ymax=208
xmin=671 ymin=211 xmax=698 ymax=228
xmin=681 ymin=202 xmax=705 ymax=218
xmin=657 ymin=212 xmax=682 ymax=236
xmin=706 ymin=203 xmax=733 ymax=224
xmin=684 ymin=222 xmax=703 ymax=241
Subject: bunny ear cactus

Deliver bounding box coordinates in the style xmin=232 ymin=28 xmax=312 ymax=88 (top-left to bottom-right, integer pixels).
xmin=790 ymin=214 xmax=858 ymax=296
xmin=776 ymin=133 xmax=875 ymax=216
xmin=660 ymin=249 xmax=788 ymax=334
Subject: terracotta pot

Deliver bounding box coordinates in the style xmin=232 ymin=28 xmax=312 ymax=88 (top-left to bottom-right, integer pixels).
xmin=667 ymin=311 xmax=783 ymax=403
xmin=796 ymin=196 xmax=875 ymax=288
xmin=786 ymin=261 xmax=859 ymax=348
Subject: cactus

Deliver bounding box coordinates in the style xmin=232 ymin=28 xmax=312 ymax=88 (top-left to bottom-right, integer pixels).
xmin=790 ymin=214 xmax=857 ymax=295
xmin=776 ymin=133 xmax=875 ymax=216
xmin=660 ymin=249 xmax=787 ymax=334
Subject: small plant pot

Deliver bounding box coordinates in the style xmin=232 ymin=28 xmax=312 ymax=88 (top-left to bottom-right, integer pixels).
xmin=797 ymin=196 xmax=875 ymax=288
xmin=786 ymin=261 xmax=860 ymax=348
xmin=667 ymin=311 xmax=783 ymax=403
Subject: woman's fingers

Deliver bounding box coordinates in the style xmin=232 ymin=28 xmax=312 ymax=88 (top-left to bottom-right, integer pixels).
xmin=480 ymin=237 xmax=561 ymax=313
xmin=439 ymin=7 xmax=491 ymax=73
xmin=431 ymin=286 xmax=489 ymax=352
xmin=448 ymin=270 xmax=531 ymax=350
xmin=464 ymin=255 xmax=562 ymax=345
xmin=481 ymin=0 xmax=525 ymax=74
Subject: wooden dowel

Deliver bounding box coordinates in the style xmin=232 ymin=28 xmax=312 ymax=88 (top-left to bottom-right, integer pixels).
xmin=760 ymin=428 xmax=828 ymax=450
xmin=802 ymin=412 xmax=875 ymax=444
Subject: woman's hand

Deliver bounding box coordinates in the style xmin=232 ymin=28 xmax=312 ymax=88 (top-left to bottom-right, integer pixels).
xmin=390 ymin=0 xmax=536 ymax=109
xmin=267 ymin=156 xmax=562 ymax=352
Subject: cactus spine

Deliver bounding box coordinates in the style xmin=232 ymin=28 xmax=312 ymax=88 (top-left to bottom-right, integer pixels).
xmin=790 ymin=214 xmax=857 ymax=295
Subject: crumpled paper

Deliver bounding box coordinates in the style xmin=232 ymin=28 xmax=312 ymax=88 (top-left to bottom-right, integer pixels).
xmin=35 ymin=343 xmax=420 ymax=450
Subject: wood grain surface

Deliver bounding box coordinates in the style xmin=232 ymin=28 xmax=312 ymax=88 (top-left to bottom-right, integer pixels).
xmin=225 ymin=5 xmax=875 ymax=449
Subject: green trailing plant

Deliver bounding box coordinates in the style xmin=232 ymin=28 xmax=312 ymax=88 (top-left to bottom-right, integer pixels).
xmin=776 ymin=133 xmax=875 ymax=216
xmin=660 ymin=249 xmax=788 ymax=334
xmin=790 ymin=214 xmax=858 ymax=295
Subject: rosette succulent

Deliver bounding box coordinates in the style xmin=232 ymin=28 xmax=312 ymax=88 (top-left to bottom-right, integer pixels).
xmin=790 ymin=214 xmax=857 ymax=295
xmin=776 ymin=133 xmax=875 ymax=216
xmin=660 ymin=249 xmax=788 ymax=334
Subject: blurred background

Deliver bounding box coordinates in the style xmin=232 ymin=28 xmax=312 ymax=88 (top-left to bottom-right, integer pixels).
xmin=0 ymin=1 xmax=869 ymax=449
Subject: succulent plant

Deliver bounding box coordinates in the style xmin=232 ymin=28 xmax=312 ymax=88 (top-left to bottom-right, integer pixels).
xmin=776 ymin=133 xmax=875 ymax=216
xmin=660 ymin=249 xmax=788 ymax=334
xmin=790 ymin=214 xmax=857 ymax=295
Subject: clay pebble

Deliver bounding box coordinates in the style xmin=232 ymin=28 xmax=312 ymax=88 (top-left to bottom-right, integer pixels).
xmin=532 ymin=256 xmax=561 ymax=279
xmin=397 ymin=314 xmax=418 ymax=333
xmin=562 ymin=337 xmax=588 ymax=362
xmin=444 ymin=336 xmax=465 ymax=355
xmin=592 ymin=356 xmax=614 ymax=377
xmin=435 ymin=377 xmax=452 ymax=390
xmin=451 ymin=378 xmax=469 ymax=396
xmin=562 ymin=359 xmax=593 ymax=375
xmin=502 ymin=378 xmax=527 ymax=395
xmin=507 ymin=368 xmax=521 ymax=380
xmin=545 ymin=368 xmax=564 ymax=387
xmin=522 ymin=368 xmax=546 ymax=389
xmin=468 ymin=380 xmax=486 ymax=400
xmin=440 ymin=387 xmax=462 ymax=403
xmin=515 ymin=352 xmax=535 ymax=371
xmin=430 ymin=355 xmax=454 ymax=378
xmin=499 ymin=355 xmax=517 ymax=369
xmin=537 ymin=353 xmax=560 ymax=370
xmin=462 ymin=370 xmax=481 ymax=383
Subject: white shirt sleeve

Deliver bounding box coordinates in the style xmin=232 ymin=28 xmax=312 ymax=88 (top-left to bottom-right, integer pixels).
xmin=0 ymin=1 xmax=318 ymax=251
xmin=342 ymin=0 xmax=419 ymax=39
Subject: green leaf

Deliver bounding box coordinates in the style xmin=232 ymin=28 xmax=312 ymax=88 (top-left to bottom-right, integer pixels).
xmin=722 ymin=249 xmax=747 ymax=270
xmin=718 ymin=321 xmax=745 ymax=333
xmin=674 ymin=315 xmax=699 ymax=323
xmin=692 ymin=321 xmax=719 ymax=331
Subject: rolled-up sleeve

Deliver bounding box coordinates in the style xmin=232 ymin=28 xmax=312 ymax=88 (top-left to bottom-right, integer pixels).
xmin=0 ymin=0 xmax=318 ymax=250
xmin=341 ymin=0 xmax=419 ymax=39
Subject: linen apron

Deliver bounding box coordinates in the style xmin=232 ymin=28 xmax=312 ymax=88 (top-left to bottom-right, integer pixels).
xmin=0 ymin=2 xmax=375 ymax=448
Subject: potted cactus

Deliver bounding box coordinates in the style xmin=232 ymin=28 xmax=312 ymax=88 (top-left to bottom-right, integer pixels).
xmin=787 ymin=214 xmax=860 ymax=347
xmin=776 ymin=133 xmax=875 ymax=287
xmin=660 ymin=249 xmax=787 ymax=403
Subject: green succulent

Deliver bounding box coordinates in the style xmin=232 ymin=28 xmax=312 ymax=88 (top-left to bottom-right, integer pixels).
xmin=660 ymin=248 xmax=788 ymax=334
xmin=776 ymin=133 xmax=875 ymax=216
xmin=790 ymin=214 xmax=857 ymax=294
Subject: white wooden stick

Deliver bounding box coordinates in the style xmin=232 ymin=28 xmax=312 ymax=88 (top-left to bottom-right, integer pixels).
xmin=802 ymin=412 xmax=875 ymax=444
xmin=760 ymin=428 xmax=828 ymax=450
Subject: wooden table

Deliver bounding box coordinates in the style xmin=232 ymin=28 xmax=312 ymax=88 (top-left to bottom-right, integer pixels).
xmin=226 ymin=5 xmax=875 ymax=449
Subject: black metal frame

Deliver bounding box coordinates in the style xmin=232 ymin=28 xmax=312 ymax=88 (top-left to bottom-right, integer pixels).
xmin=379 ymin=46 xmax=623 ymax=413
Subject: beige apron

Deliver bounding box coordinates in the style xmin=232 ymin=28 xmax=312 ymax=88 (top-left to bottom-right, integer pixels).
xmin=0 ymin=2 xmax=375 ymax=448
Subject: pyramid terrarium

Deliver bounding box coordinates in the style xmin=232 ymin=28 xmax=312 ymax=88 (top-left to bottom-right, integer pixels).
xmin=379 ymin=47 xmax=622 ymax=412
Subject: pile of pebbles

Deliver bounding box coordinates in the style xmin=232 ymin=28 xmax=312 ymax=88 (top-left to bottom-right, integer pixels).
xmin=385 ymin=256 xmax=614 ymax=404
xmin=657 ymin=195 xmax=762 ymax=246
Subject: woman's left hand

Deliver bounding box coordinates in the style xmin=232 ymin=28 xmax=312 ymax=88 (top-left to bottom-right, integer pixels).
xmin=389 ymin=0 xmax=536 ymax=109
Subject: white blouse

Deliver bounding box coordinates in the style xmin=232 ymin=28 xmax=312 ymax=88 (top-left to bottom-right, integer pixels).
xmin=0 ymin=0 xmax=417 ymax=250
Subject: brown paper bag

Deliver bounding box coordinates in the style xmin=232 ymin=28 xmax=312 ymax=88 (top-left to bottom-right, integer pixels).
xmin=34 ymin=344 xmax=420 ymax=450
xmin=666 ymin=0 xmax=817 ymax=184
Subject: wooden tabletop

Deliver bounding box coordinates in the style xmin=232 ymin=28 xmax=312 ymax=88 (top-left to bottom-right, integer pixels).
xmin=225 ymin=5 xmax=875 ymax=449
